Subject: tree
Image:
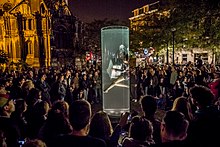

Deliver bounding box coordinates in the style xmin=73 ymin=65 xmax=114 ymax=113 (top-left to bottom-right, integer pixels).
xmin=82 ymin=18 xmax=129 ymax=55
xmin=130 ymin=0 xmax=220 ymax=55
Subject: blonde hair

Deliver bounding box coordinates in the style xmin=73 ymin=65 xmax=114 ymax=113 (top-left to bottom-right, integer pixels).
xmin=89 ymin=111 xmax=113 ymax=140
xmin=22 ymin=80 xmax=35 ymax=91
xmin=23 ymin=139 xmax=47 ymax=147
xmin=171 ymin=97 xmax=193 ymax=121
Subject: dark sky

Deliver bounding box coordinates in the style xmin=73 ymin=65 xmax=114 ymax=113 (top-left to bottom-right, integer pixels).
xmin=69 ymin=0 xmax=155 ymax=23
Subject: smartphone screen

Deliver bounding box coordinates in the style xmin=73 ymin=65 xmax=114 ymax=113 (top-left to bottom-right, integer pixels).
xmin=18 ymin=140 xmax=25 ymax=147
xmin=127 ymin=114 xmax=132 ymax=122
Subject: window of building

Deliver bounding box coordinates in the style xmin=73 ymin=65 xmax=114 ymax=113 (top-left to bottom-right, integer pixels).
xmin=182 ymin=54 xmax=187 ymax=62
xmin=40 ymin=4 xmax=46 ymax=14
xmin=133 ymin=10 xmax=138 ymax=16
xmin=143 ymin=6 xmax=149 ymax=13
xmin=23 ymin=19 xmax=26 ymax=30
xmin=139 ymin=8 xmax=144 ymax=14
xmin=194 ymin=53 xmax=208 ymax=63
xmin=0 ymin=9 xmax=3 ymax=16
xmin=28 ymin=19 xmax=32 ymax=30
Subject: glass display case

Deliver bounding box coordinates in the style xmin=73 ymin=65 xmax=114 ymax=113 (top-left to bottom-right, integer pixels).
xmin=101 ymin=26 xmax=130 ymax=116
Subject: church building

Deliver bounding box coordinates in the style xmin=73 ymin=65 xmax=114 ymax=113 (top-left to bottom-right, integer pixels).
xmin=0 ymin=0 xmax=51 ymax=67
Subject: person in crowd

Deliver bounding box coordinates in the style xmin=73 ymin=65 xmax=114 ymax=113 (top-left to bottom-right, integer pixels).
xmin=151 ymin=111 xmax=189 ymax=147
xmin=26 ymin=101 xmax=49 ymax=139
xmin=23 ymin=139 xmax=47 ymax=147
xmin=147 ymin=67 xmax=158 ymax=97
xmin=196 ymin=55 xmax=203 ymax=69
xmin=73 ymin=72 xmax=80 ymax=91
xmin=11 ymin=99 xmax=28 ymax=140
xmin=130 ymin=68 xmax=137 ymax=101
xmin=26 ymin=70 xmax=36 ymax=84
xmin=186 ymin=85 xmax=220 ymax=147
xmin=142 ymin=68 xmax=149 ymax=96
xmin=89 ymin=111 xmax=113 ymax=146
xmin=171 ymin=97 xmax=194 ymax=122
xmin=50 ymin=73 xmax=66 ymax=102
xmin=173 ymin=79 xmax=184 ymax=98
xmin=0 ymin=81 xmax=9 ymax=94
xmin=22 ymin=80 xmax=35 ymax=100
xmin=93 ymin=71 xmax=102 ymax=103
xmin=122 ymin=116 xmax=155 ymax=147
xmin=194 ymin=69 xmax=206 ymax=86
xmin=35 ymin=73 xmax=51 ymax=106
xmin=38 ymin=107 xmax=72 ymax=146
xmin=169 ymin=66 xmax=178 ymax=88
xmin=10 ymin=76 xmax=25 ymax=100
xmin=208 ymin=71 xmax=220 ymax=101
xmin=63 ymin=70 xmax=73 ymax=89
xmin=63 ymin=70 xmax=75 ymax=104
xmin=87 ymin=74 xmax=95 ymax=103
xmin=80 ymin=74 xmax=89 ymax=100
xmin=50 ymin=100 xmax=106 ymax=147
xmin=0 ymin=93 xmax=20 ymax=147
xmin=141 ymin=95 xmax=161 ymax=144
xmin=51 ymin=100 xmax=69 ymax=117
xmin=26 ymin=88 xmax=42 ymax=107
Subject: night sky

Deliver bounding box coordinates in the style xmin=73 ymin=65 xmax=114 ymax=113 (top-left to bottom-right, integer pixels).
xmin=69 ymin=0 xmax=156 ymax=23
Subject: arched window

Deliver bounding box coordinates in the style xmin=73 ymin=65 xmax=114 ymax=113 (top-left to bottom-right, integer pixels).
xmin=40 ymin=4 xmax=45 ymax=14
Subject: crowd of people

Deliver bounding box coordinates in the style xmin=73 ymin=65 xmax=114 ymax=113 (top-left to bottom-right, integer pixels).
xmin=0 ymin=61 xmax=219 ymax=147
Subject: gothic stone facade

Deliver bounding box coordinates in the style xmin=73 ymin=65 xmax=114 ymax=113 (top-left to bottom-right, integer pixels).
xmin=0 ymin=0 xmax=51 ymax=67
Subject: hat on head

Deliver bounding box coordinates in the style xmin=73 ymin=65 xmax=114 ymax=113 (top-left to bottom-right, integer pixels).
xmin=0 ymin=94 xmax=10 ymax=108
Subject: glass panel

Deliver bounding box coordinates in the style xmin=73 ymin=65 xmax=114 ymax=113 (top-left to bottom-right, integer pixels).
xmin=101 ymin=26 xmax=130 ymax=116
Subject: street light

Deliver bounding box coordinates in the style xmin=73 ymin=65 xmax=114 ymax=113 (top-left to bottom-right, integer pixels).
xmin=171 ymin=28 xmax=176 ymax=64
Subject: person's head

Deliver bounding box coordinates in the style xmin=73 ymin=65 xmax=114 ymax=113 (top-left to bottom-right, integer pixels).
xmin=17 ymin=76 xmax=26 ymax=86
xmin=23 ymin=139 xmax=47 ymax=147
xmin=57 ymin=73 xmax=64 ymax=82
xmin=0 ymin=94 xmax=15 ymax=117
xmin=129 ymin=116 xmax=154 ymax=142
xmin=89 ymin=111 xmax=113 ymax=140
xmin=52 ymin=100 xmax=69 ymax=117
xmin=189 ymin=85 xmax=214 ymax=108
xmin=39 ymin=73 xmax=46 ymax=81
xmin=83 ymin=74 xmax=87 ymax=80
xmin=22 ymin=80 xmax=35 ymax=91
xmin=171 ymin=97 xmax=193 ymax=121
xmin=65 ymin=70 xmax=71 ymax=77
xmin=45 ymin=109 xmax=73 ymax=137
xmin=14 ymin=99 xmax=27 ymax=114
xmin=149 ymin=68 xmax=155 ymax=76
xmin=161 ymin=111 xmax=189 ymax=142
xmin=69 ymin=100 xmax=91 ymax=135
xmin=34 ymin=101 xmax=50 ymax=118
xmin=28 ymin=70 xmax=34 ymax=78
xmin=171 ymin=66 xmax=176 ymax=72
xmin=94 ymin=71 xmax=99 ymax=77
xmin=141 ymin=95 xmax=157 ymax=118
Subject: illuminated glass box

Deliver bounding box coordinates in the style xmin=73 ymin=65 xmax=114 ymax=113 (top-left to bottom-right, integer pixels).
xmin=101 ymin=26 xmax=130 ymax=116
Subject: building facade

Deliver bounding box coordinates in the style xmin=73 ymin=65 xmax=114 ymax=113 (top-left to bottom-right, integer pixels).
xmin=129 ymin=1 xmax=169 ymax=31
xmin=45 ymin=0 xmax=83 ymax=66
xmin=0 ymin=0 xmax=51 ymax=67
